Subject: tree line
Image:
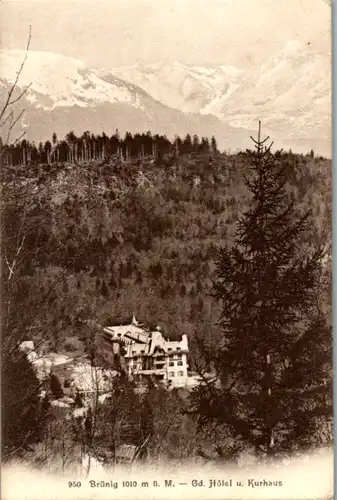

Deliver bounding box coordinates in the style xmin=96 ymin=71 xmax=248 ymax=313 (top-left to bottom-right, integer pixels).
xmin=1 ymin=130 xmax=219 ymax=167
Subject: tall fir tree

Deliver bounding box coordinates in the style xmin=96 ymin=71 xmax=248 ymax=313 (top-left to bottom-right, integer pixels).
xmin=211 ymin=135 xmax=218 ymax=155
xmin=190 ymin=123 xmax=332 ymax=459
xmin=2 ymin=348 xmax=44 ymax=458
xmin=50 ymin=372 xmax=64 ymax=399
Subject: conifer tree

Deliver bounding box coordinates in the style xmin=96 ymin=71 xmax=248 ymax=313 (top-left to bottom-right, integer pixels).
xmin=50 ymin=373 xmax=64 ymax=399
xmin=183 ymin=133 xmax=192 ymax=154
xmin=211 ymin=135 xmax=218 ymax=155
xmin=192 ymin=134 xmax=200 ymax=151
xmin=74 ymin=390 xmax=84 ymax=408
xmin=101 ymin=280 xmax=109 ymax=298
xmin=190 ymin=123 xmax=332 ymax=458
xmin=2 ymin=348 xmax=43 ymax=458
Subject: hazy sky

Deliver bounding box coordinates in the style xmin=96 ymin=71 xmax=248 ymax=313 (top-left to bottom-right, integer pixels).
xmin=0 ymin=0 xmax=331 ymax=68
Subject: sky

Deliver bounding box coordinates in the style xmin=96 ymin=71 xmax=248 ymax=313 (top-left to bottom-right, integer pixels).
xmin=0 ymin=0 xmax=331 ymax=69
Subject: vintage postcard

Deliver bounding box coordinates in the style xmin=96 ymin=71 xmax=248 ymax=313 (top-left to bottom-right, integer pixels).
xmin=0 ymin=0 xmax=333 ymax=499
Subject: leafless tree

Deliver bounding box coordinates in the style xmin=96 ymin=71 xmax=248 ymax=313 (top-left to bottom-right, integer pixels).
xmin=0 ymin=25 xmax=32 ymax=153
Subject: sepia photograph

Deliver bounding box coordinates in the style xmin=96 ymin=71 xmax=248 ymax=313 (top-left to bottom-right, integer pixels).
xmin=0 ymin=0 xmax=333 ymax=499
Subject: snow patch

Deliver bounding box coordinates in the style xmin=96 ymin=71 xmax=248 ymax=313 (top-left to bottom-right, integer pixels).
xmin=0 ymin=49 xmax=146 ymax=111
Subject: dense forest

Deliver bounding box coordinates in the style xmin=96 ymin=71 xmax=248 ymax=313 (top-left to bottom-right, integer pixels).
xmin=1 ymin=128 xmax=332 ymax=470
xmin=0 ymin=130 xmax=219 ymax=166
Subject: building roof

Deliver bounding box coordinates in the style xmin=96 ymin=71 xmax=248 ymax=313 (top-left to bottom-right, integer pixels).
xmin=102 ymin=317 xmax=189 ymax=357
xmin=103 ymin=317 xmax=150 ymax=345
xmin=147 ymin=332 xmax=188 ymax=355
xmin=19 ymin=340 xmax=35 ymax=352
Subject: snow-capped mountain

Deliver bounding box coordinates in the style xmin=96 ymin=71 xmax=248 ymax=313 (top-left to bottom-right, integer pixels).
xmin=0 ymin=43 xmax=331 ymax=156
xmin=0 ymin=49 xmax=254 ymax=151
xmin=108 ymin=60 xmax=243 ymax=115
xmin=0 ymin=50 xmax=148 ymax=111
xmin=108 ymin=41 xmax=331 ymax=156
xmin=216 ymin=41 xmax=331 ymax=137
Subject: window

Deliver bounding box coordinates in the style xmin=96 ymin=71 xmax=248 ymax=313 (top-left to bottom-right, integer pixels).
xmin=177 ymin=353 xmax=182 ymax=359
xmin=168 ymin=348 xmax=172 ymax=352
xmin=177 ymin=361 xmax=183 ymax=366
xmin=169 ymin=362 xmax=174 ymax=367
xmin=169 ymin=371 xmax=174 ymax=377
xmin=141 ymin=350 xmax=145 ymax=354
xmin=176 ymin=347 xmax=181 ymax=351
xmin=178 ymin=371 xmax=184 ymax=376
xmin=117 ymin=333 xmax=121 ymax=337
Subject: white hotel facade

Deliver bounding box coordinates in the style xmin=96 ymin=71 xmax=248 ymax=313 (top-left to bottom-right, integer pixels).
xmin=101 ymin=316 xmax=189 ymax=388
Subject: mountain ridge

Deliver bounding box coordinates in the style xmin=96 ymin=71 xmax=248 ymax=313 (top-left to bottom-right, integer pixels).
xmin=0 ymin=44 xmax=331 ymax=156
xmin=108 ymin=41 xmax=331 ymax=156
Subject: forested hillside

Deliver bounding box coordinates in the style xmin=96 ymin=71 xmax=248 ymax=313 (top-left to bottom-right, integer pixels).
xmin=1 ymin=134 xmax=331 ymax=364
xmin=1 ymin=127 xmax=333 ymax=471
xmin=0 ymin=0 xmax=333 ymax=485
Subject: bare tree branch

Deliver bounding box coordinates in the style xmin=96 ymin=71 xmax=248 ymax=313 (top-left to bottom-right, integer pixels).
xmin=0 ymin=25 xmax=32 ymax=146
xmin=5 ymin=108 xmax=26 ymax=144
xmin=0 ymin=25 xmax=32 ymax=121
